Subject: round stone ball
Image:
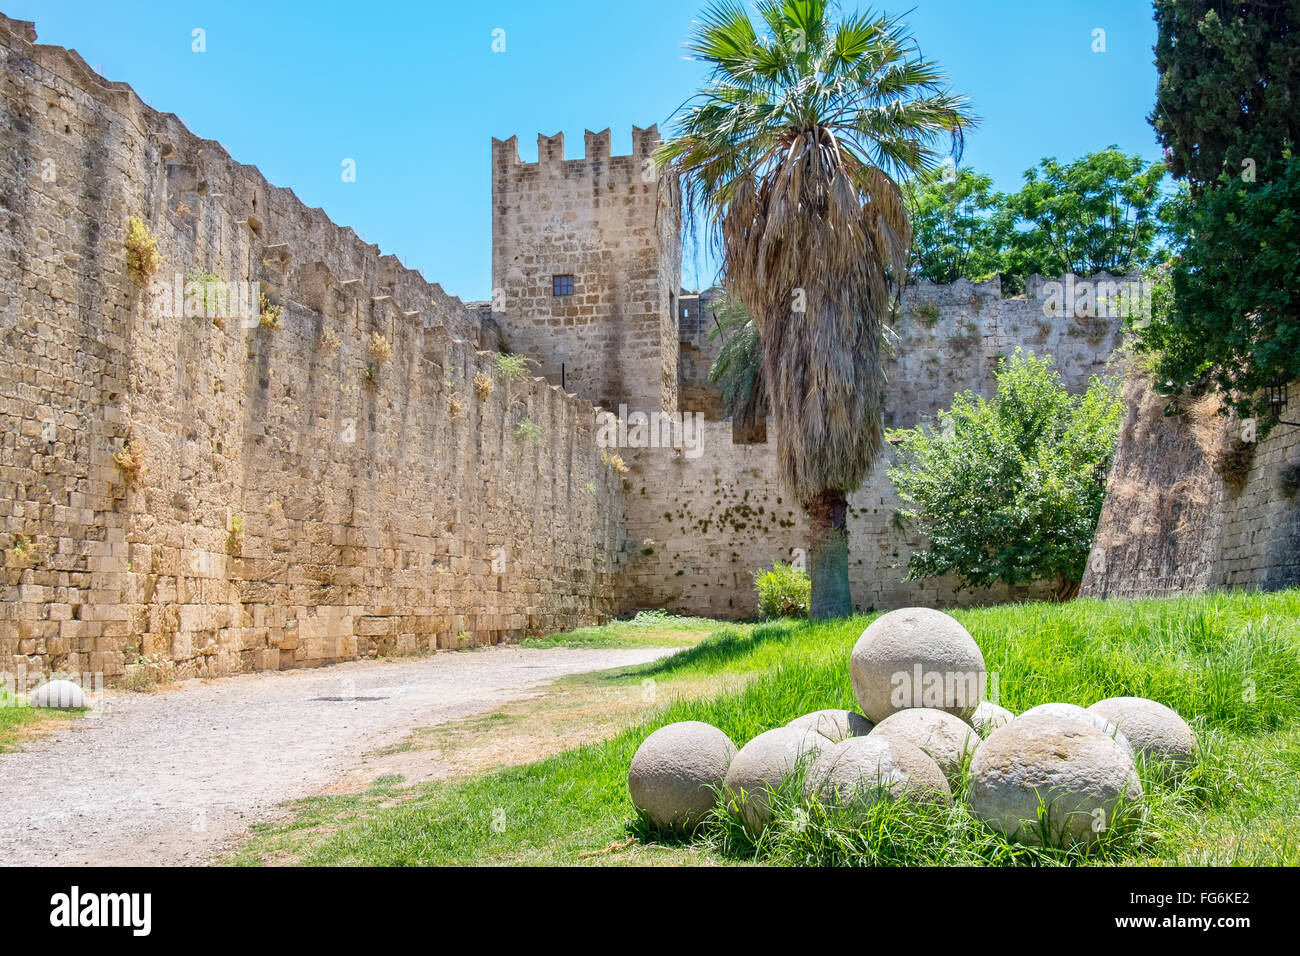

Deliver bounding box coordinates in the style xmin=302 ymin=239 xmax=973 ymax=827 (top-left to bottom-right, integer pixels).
xmin=785 ymin=708 xmax=873 ymax=742
xmin=971 ymin=700 xmax=1015 ymax=738
xmin=27 ymin=679 xmax=88 ymax=709
xmin=804 ymin=735 xmax=951 ymax=815
xmin=869 ymin=708 xmax=981 ymax=785
xmin=968 ymin=713 xmax=1144 ymax=847
xmin=850 ymin=607 xmax=986 ymax=723
xmin=628 ymin=721 xmax=737 ymax=831
xmin=1018 ymin=702 xmax=1134 ymax=759
xmin=1088 ymin=697 xmax=1197 ymax=777
xmin=725 ymin=726 xmax=832 ymax=832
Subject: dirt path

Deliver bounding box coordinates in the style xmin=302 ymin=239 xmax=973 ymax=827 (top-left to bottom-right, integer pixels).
xmin=0 ymin=645 xmax=674 ymax=866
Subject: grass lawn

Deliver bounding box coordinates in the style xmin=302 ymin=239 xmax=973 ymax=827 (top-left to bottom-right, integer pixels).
xmin=0 ymin=687 xmax=84 ymax=752
xmin=519 ymin=609 xmax=736 ymax=649
xmin=228 ymin=591 xmax=1300 ymax=866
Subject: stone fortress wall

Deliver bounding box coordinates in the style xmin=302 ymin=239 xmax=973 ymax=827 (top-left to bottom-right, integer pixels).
xmin=490 ymin=127 xmax=681 ymax=414
xmin=2 ymin=10 xmax=1293 ymax=683
xmin=0 ymin=14 xmax=626 ymax=684
xmin=620 ymin=277 xmax=1130 ymax=618
xmin=1081 ymin=376 xmax=1300 ymax=598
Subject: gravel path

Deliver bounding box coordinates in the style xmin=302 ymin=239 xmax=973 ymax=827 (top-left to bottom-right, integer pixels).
xmin=0 ymin=645 xmax=673 ymax=866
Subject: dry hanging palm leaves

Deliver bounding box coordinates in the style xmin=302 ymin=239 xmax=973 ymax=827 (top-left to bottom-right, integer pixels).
xmin=660 ymin=0 xmax=974 ymax=616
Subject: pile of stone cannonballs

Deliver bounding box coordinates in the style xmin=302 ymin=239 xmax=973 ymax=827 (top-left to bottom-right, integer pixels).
xmin=627 ymin=607 xmax=1197 ymax=847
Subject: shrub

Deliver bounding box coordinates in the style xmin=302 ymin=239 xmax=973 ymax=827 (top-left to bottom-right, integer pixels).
xmin=124 ymin=217 xmax=160 ymax=283
xmin=754 ymin=561 xmax=811 ymax=618
xmin=516 ymin=419 xmax=543 ymax=445
xmin=494 ymin=352 xmax=535 ymax=382
xmin=259 ymin=294 xmax=283 ymax=330
xmin=227 ymin=515 xmax=245 ymax=555
xmin=448 ymin=394 xmax=465 ymax=419
xmin=112 ymin=436 xmax=147 ymax=487
xmin=888 ymin=349 xmax=1123 ymax=598
xmin=473 ymin=371 xmax=494 ymax=401
xmin=369 ymin=332 xmax=393 ymax=363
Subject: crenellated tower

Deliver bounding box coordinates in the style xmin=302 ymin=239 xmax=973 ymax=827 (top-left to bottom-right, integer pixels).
xmin=490 ymin=126 xmax=682 ymax=413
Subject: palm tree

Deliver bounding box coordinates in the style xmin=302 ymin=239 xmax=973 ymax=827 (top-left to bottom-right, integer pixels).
xmin=707 ymin=293 xmax=768 ymax=432
xmin=659 ymin=0 xmax=975 ymax=618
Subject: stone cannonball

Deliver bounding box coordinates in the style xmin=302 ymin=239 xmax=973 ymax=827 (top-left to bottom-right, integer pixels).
xmin=971 ymin=700 xmax=1015 ymax=738
xmin=724 ymin=726 xmax=832 ymax=832
xmin=27 ymin=679 xmax=89 ymax=709
xmin=849 ymin=607 xmax=986 ymax=723
xmin=785 ymin=708 xmax=873 ymax=742
xmin=1018 ymin=702 xmax=1134 ymax=759
xmin=1088 ymin=696 xmax=1198 ymax=776
xmin=803 ymin=735 xmax=951 ymax=815
xmin=869 ymin=707 xmax=981 ymax=785
xmin=628 ymin=721 xmax=737 ymax=831
xmin=968 ymin=713 xmax=1144 ymax=847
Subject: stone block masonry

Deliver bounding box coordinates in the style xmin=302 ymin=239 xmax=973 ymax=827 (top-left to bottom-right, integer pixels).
xmin=1082 ymin=376 xmax=1300 ymax=598
xmin=622 ymin=276 xmax=1130 ymax=618
xmin=0 ymin=14 xmax=626 ymax=682
xmin=491 ymin=127 xmax=682 ymax=414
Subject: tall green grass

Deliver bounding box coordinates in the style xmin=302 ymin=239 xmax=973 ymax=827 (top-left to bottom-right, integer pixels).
xmin=233 ymin=590 xmax=1300 ymax=866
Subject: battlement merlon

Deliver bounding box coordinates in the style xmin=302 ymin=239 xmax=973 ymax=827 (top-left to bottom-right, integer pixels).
xmin=491 ymin=125 xmax=663 ymax=169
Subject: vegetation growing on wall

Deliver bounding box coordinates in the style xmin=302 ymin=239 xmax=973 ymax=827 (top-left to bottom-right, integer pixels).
xmin=124 ymin=216 xmax=160 ymax=283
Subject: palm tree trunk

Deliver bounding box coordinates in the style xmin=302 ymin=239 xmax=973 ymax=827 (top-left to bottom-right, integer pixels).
xmin=808 ymin=490 xmax=852 ymax=619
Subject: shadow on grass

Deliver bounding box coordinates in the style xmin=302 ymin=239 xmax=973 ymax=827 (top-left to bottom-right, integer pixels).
xmin=638 ymin=619 xmax=803 ymax=677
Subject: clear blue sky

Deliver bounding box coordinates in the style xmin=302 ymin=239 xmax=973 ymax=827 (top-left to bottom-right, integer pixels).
xmin=12 ymin=0 xmax=1163 ymax=301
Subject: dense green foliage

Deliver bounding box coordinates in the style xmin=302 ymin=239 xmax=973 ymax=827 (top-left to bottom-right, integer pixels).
xmin=1150 ymin=0 xmax=1300 ymax=186
xmin=229 ymin=591 xmax=1300 ymax=866
xmin=887 ymin=350 xmax=1123 ymax=594
xmin=1141 ymin=161 xmax=1300 ymax=422
xmin=907 ymin=150 xmax=1168 ymax=291
xmin=1142 ymin=0 xmax=1300 ymax=422
xmin=905 ymin=167 xmax=1008 ymax=284
xmin=753 ymin=561 xmax=811 ymax=618
xmin=1002 ymin=151 xmax=1169 ymax=282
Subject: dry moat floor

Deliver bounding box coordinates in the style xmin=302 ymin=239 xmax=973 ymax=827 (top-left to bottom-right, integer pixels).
xmin=3 ymin=595 xmax=1297 ymax=867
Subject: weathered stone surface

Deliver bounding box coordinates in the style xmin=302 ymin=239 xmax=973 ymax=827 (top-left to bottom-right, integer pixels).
xmin=849 ymin=608 xmax=986 ymax=723
xmin=804 ymin=735 xmax=951 ymax=814
xmin=27 ymin=679 xmax=88 ymax=709
xmin=968 ymin=713 xmax=1143 ymax=847
xmin=1089 ymin=696 xmax=1197 ymax=775
xmin=869 ymin=707 xmax=981 ymax=784
xmin=725 ymin=726 xmax=831 ymax=831
xmin=1018 ymin=702 xmax=1133 ymax=758
xmin=1082 ymin=372 xmax=1300 ymax=600
xmin=971 ymin=700 xmax=1015 ymax=737
xmin=785 ymin=709 xmax=873 ymax=742
xmin=628 ymin=721 xmax=736 ymax=831
xmin=0 ymin=13 xmax=625 ymax=684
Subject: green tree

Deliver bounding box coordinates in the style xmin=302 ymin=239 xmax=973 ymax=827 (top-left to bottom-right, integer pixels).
xmin=905 ymin=166 xmax=1009 ymax=284
xmin=1150 ymin=0 xmax=1300 ymax=187
xmin=1002 ymin=149 xmax=1169 ymax=282
xmin=659 ymin=0 xmax=974 ymax=618
xmin=1142 ymin=0 xmax=1300 ymax=424
xmin=887 ymin=350 xmax=1123 ymax=600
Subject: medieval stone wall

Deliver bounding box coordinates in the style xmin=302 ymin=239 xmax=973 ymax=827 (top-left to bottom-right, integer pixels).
xmin=1082 ymin=376 xmax=1300 ymax=598
xmin=490 ymin=127 xmax=680 ymax=414
xmin=621 ymin=276 xmax=1130 ymax=618
xmin=0 ymin=14 xmax=626 ymax=683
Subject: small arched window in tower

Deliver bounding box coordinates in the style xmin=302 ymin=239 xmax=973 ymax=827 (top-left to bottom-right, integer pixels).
xmin=553 ymin=274 xmax=574 ymax=296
